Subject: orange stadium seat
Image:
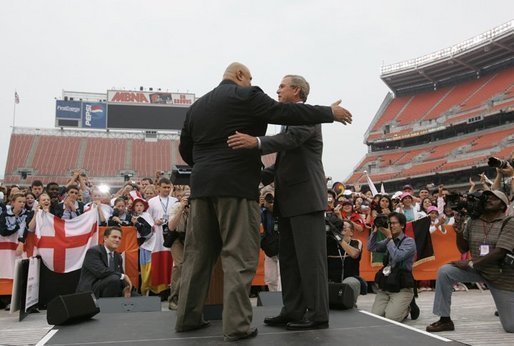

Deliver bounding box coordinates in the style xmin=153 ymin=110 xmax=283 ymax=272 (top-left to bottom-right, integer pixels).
xmin=371 ymin=96 xmax=411 ymax=132
xmin=470 ymin=127 xmax=514 ymax=152
xmin=82 ymin=138 xmax=128 ymax=176
xmin=398 ymin=159 xmax=447 ymax=178
xmin=31 ymin=136 xmax=81 ymax=175
xmin=424 ymin=138 xmax=472 ymax=161
xmin=440 ymin=156 xmax=488 ymax=172
xmin=424 ymin=77 xmax=493 ymax=121
xmin=5 ymin=134 xmax=35 ymax=175
xmin=131 ymin=139 xmax=172 ymax=178
xmin=395 ymin=87 xmax=449 ymax=125
xmin=460 ymin=68 xmax=514 ymax=111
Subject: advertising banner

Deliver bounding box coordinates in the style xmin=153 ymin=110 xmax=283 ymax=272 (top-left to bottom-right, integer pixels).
xmin=108 ymin=90 xmax=194 ymax=106
xmin=82 ymin=102 xmax=107 ymax=129
xmin=56 ymin=100 xmax=82 ymax=119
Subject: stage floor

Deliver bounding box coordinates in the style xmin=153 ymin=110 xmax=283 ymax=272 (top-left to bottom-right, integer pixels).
xmin=44 ymin=307 xmax=465 ymax=346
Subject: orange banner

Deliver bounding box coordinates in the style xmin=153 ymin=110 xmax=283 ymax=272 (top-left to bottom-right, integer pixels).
xmin=251 ymin=225 xmax=463 ymax=286
xmin=357 ymin=225 xmax=462 ymax=281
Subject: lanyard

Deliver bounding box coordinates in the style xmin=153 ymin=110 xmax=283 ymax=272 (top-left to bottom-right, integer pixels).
xmin=159 ymin=197 xmax=169 ymax=215
xmin=481 ymin=220 xmax=494 ymax=244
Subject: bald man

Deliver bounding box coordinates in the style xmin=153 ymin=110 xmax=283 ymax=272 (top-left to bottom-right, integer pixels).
xmin=176 ymin=62 xmax=351 ymax=341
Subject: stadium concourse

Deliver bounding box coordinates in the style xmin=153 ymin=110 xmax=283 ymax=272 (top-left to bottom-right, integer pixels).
xmin=346 ymin=21 xmax=514 ymax=193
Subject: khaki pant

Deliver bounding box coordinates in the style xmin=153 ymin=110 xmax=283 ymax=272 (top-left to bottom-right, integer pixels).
xmin=264 ymin=255 xmax=281 ymax=292
xmin=372 ymin=288 xmax=414 ymax=322
xmin=175 ymin=197 xmax=260 ymax=338
xmin=169 ymin=240 xmax=184 ymax=302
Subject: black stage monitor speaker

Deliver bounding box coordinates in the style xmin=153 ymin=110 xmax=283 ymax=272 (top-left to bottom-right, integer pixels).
xmin=257 ymin=291 xmax=283 ymax=306
xmin=47 ymin=292 xmax=100 ymax=325
xmin=328 ymin=283 xmax=355 ymax=310
xmin=171 ymin=165 xmax=191 ymax=185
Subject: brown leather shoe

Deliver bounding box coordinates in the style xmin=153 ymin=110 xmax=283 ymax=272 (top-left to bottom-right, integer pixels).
xmin=426 ymin=320 xmax=455 ymax=332
xmin=224 ymin=328 xmax=258 ymax=342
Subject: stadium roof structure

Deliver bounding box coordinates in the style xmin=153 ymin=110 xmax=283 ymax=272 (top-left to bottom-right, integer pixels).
xmin=381 ymin=20 xmax=514 ymax=96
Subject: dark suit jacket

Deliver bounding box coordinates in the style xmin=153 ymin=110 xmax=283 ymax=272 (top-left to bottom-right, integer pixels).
xmin=179 ymin=80 xmax=334 ymax=201
xmin=54 ymin=201 xmax=85 ymax=219
xmin=261 ymin=125 xmax=327 ymax=218
xmin=76 ymin=244 xmax=124 ymax=293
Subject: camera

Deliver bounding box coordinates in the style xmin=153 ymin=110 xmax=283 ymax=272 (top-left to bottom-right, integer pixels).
xmin=445 ymin=191 xmax=485 ymax=219
xmin=325 ymin=212 xmax=343 ymax=239
xmin=488 ymin=157 xmax=513 ymax=169
xmin=374 ymin=214 xmax=389 ymax=229
xmin=264 ymin=193 xmax=274 ymax=204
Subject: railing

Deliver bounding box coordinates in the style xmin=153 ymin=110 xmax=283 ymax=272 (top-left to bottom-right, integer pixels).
xmin=381 ymin=20 xmax=513 ymax=75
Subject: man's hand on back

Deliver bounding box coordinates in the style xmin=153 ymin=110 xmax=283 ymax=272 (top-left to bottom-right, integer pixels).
xmin=227 ymin=131 xmax=258 ymax=150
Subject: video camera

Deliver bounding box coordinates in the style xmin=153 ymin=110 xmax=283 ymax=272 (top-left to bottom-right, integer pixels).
xmin=445 ymin=191 xmax=485 ymax=219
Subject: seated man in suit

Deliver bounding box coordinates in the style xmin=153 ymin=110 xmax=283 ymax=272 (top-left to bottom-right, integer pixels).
xmin=76 ymin=227 xmax=133 ymax=298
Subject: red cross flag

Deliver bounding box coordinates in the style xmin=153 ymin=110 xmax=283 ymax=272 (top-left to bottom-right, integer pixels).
xmin=35 ymin=208 xmax=98 ymax=273
xmin=0 ymin=233 xmax=18 ymax=280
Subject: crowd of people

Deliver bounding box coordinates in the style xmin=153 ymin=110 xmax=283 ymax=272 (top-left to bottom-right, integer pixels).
xmin=1 ymin=62 xmax=513 ymax=342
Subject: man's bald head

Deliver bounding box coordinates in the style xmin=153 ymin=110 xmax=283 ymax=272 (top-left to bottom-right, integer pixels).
xmin=223 ymin=62 xmax=252 ymax=87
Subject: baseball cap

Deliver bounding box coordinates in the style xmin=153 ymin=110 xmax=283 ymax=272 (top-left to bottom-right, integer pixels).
xmin=400 ymin=192 xmax=413 ymax=200
xmin=483 ymin=190 xmax=509 ymax=207
xmin=426 ymin=206 xmax=439 ymax=214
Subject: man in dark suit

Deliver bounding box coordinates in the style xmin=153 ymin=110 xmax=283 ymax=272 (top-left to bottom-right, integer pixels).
xmin=228 ymin=74 xmax=332 ymax=330
xmin=176 ymin=62 xmax=351 ymax=341
xmin=76 ymin=227 xmax=132 ymax=298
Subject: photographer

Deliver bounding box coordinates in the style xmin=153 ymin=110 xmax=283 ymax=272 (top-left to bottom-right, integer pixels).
xmin=166 ymin=191 xmax=190 ymax=310
xmin=368 ymin=212 xmax=417 ymax=322
xmin=426 ymin=190 xmax=514 ymax=333
xmin=326 ymin=219 xmax=364 ymax=306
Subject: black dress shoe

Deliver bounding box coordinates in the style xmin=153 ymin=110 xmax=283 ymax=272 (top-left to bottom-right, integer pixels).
xmin=264 ymin=315 xmax=294 ymax=326
xmin=286 ymin=319 xmax=329 ymax=330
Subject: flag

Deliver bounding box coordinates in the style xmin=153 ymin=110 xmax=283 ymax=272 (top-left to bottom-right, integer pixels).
xmin=14 ymin=91 xmax=20 ymax=104
xmin=0 ymin=233 xmax=18 ymax=281
xmin=380 ymin=183 xmax=386 ymax=195
xmin=35 ymin=208 xmax=98 ymax=273
xmin=364 ymin=170 xmax=379 ymax=196
xmin=404 ymin=216 xmax=434 ymax=266
xmin=139 ymin=217 xmax=171 ymax=294
xmin=371 ymin=216 xmax=434 ymax=267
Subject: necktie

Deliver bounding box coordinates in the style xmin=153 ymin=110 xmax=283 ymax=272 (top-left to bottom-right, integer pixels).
xmin=109 ymin=252 xmax=115 ymax=270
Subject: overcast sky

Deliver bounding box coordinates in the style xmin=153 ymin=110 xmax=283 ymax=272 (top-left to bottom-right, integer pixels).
xmin=1 ymin=1 xmax=513 ymax=183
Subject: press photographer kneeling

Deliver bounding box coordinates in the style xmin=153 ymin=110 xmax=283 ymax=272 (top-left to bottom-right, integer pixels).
xmin=368 ymin=212 xmax=416 ymax=322
xmin=326 ymin=216 xmax=365 ymax=308
xmin=427 ymin=190 xmax=514 ymax=333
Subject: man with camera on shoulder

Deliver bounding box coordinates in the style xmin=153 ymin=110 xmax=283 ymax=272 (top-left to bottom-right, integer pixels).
xmin=427 ymin=189 xmax=514 ymax=333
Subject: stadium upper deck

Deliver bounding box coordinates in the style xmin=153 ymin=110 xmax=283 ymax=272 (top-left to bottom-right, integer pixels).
xmin=348 ymin=21 xmax=514 ymax=190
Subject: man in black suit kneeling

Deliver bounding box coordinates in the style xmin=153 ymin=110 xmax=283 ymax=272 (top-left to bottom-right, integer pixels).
xmin=76 ymin=227 xmax=133 ymax=298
